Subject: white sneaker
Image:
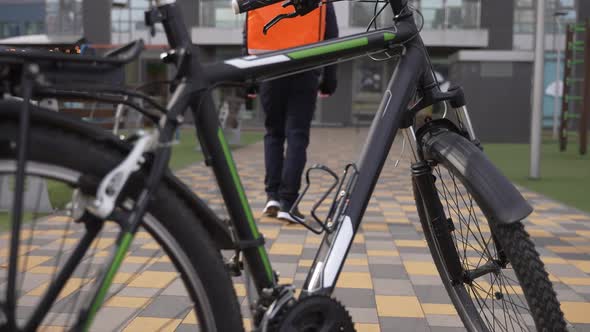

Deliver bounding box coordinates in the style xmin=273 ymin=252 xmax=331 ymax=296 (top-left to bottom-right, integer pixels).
xmin=277 ymin=209 xmax=305 ymax=224
xmin=262 ymin=200 xmax=280 ymax=217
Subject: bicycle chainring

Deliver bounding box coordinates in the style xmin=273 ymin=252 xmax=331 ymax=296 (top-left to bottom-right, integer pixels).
xmin=268 ymin=295 xmax=355 ymax=332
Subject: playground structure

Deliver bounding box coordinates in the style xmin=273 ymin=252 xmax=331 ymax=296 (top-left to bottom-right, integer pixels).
xmin=560 ymin=19 xmax=590 ymax=155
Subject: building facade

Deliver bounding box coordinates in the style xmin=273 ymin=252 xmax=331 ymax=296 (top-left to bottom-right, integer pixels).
xmin=0 ymin=0 xmax=585 ymax=141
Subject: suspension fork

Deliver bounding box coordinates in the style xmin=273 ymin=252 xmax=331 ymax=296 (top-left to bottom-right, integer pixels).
xmin=406 ymin=127 xmax=465 ymax=284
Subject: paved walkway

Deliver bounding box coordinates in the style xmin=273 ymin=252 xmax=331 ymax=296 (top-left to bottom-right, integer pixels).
xmin=11 ymin=128 xmax=590 ymax=331
xmin=174 ymin=128 xmax=590 ymax=331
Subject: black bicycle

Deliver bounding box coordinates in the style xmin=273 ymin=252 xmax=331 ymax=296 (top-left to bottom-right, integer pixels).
xmin=0 ymin=0 xmax=567 ymax=331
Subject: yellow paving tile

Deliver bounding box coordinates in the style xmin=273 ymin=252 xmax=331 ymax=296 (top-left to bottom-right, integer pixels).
xmin=421 ymin=303 xmax=457 ymax=315
xmin=375 ymin=295 xmax=424 ymax=318
xmin=560 ymin=236 xmax=587 ymax=243
xmin=141 ymin=242 xmax=160 ymax=250
xmin=113 ymin=272 xmax=136 ymax=284
xmin=46 ymin=215 xmax=72 ymax=223
xmin=27 ymin=278 xmax=90 ymax=300
xmin=260 ymin=228 xmax=279 ymax=239
xmin=243 ymin=318 xmax=252 ymax=330
xmin=362 ymin=223 xmax=388 ymax=231
xmin=134 ymin=231 xmax=152 ymax=239
xmin=128 ymin=271 xmax=177 ymax=288
xmin=28 ymin=266 xmax=55 ymax=274
xmin=367 ymin=250 xmax=399 ymax=257
xmin=19 ymin=256 xmax=53 ymax=271
xmin=183 ymin=309 xmax=197 ymax=324
xmin=105 ymin=296 xmax=150 ymax=308
xmin=546 ymin=246 xmax=583 ymax=254
xmin=269 ymin=243 xmax=303 ymax=256
xmin=123 ymin=317 xmax=182 ymax=332
xmin=36 ymin=326 xmax=65 ymax=331
xmin=540 ymin=256 xmax=568 ymax=264
xmin=346 ymin=258 xmax=369 ymax=266
xmin=0 ymin=244 xmax=40 ymax=257
xmin=560 ymin=302 xmax=590 ymax=324
xmin=355 ymin=323 xmax=381 ymax=332
xmin=234 ymin=283 xmax=246 ymax=296
xmin=95 ymin=250 xmax=110 ymax=257
xmin=569 ymin=260 xmax=590 ymax=273
xmin=354 ymin=234 xmax=365 ymax=243
xmin=124 ymin=256 xmax=153 ymax=264
xmin=305 ymin=236 xmax=322 ymax=244
xmin=157 ymin=256 xmax=171 ymax=263
xmin=299 ymin=259 xmax=313 ymax=267
xmin=336 ymin=272 xmax=373 ymax=289
xmin=384 ymin=217 xmax=410 ymax=224
xmin=403 ymin=261 xmax=438 ymax=276
xmin=527 ymin=229 xmax=554 ymax=238
xmin=559 ymin=277 xmax=590 ymax=286
xmin=394 ymin=240 xmax=427 ymax=248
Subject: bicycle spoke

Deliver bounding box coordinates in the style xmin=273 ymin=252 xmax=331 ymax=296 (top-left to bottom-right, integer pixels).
xmin=430 ymin=164 xmax=539 ymax=331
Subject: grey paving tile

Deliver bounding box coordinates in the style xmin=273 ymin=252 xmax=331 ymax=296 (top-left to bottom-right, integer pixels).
xmin=91 ymin=307 xmax=138 ymax=332
xmin=380 ymin=317 xmax=430 ymax=332
xmin=372 ymin=278 xmax=416 ymax=296
xmin=117 ymin=286 xmax=161 ymax=298
xmin=413 ymin=285 xmax=453 ymax=304
xmin=369 ymin=264 xmax=408 ymax=279
xmin=333 ymin=288 xmax=376 ymax=308
xmin=175 ymin=324 xmax=198 ymax=332
xmin=347 ymin=307 xmax=379 ymax=323
xmin=162 ymin=278 xmax=187 ymax=296
xmin=426 ymin=314 xmax=464 ymax=328
xmin=369 ymin=256 xmax=403 ymax=265
xmin=408 ymin=275 xmax=445 ymax=287
xmin=139 ymin=295 xmax=192 ymax=318
xmin=365 ymin=240 xmax=396 ymax=250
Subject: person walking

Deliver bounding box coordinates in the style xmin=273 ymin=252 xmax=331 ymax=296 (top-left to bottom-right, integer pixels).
xmin=244 ymin=2 xmax=339 ymax=223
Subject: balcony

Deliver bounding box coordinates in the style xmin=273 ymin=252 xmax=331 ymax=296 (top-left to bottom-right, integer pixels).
xmin=346 ymin=0 xmax=487 ymax=48
xmin=192 ymin=0 xmax=487 ymax=48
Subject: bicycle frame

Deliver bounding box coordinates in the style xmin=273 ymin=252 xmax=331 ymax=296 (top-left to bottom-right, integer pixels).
xmin=149 ymin=1 xmax=436 ymax=296
xmin=4 ymin=0 xmax=439 ymax=329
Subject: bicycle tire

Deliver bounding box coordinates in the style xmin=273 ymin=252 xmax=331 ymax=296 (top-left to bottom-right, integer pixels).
xmin=0 ymin=114 xmax=243 ymax=331
xmin=412 ymin=130 xmax=566 ymax=332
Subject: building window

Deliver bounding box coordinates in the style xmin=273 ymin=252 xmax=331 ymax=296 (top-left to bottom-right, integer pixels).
xmin=514 ymin=0 xmax=576 ymax=35
xmin=350 ymin=0 xmax=480 ymax=30
xmin=112 ymin=0 xmax=153 ymax=43
xmin=198 ymin=0 xmax=245 ymax=28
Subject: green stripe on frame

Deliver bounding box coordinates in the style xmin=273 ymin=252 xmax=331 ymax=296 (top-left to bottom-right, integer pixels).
xmin=84 ymin=232 xmax=134 ymax=331
xmin=217 ymin=128 xmax=259 ymax=237
xmin=217 ymin=128 xmax=274 ymax=281
xmin=384 ymin=32 xmax=396 ymax=41
xmin=288 ymin=37 xmax=369 ymax=59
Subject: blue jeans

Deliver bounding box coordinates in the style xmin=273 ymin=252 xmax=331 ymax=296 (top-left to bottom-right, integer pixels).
xmin=259 ymin=70 xmax=320 ymax=206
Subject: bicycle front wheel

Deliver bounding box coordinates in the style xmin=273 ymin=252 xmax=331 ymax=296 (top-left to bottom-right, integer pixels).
xmin=0 ymin=107 xmax=243 ymax=331
xmin=412 ymin=130 xmax=566 ymax=332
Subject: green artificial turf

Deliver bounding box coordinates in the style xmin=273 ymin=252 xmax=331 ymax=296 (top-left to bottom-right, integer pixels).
xmin=484 ymin=135 xmax=590 ymax=213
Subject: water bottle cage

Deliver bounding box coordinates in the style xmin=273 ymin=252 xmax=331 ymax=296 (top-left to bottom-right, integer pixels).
xmin=289 ymin=163 xmax=359 ymax=235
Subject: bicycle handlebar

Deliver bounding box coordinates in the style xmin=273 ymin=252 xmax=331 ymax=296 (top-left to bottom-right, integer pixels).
xmin=232 ymin=0 xmax=284 ymax=14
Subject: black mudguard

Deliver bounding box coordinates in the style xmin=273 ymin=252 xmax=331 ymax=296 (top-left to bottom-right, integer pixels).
xmin=0 ymin=100 xmax=234 ymax=249
xmin=421 ymin=127 xmax=533 ymax=225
